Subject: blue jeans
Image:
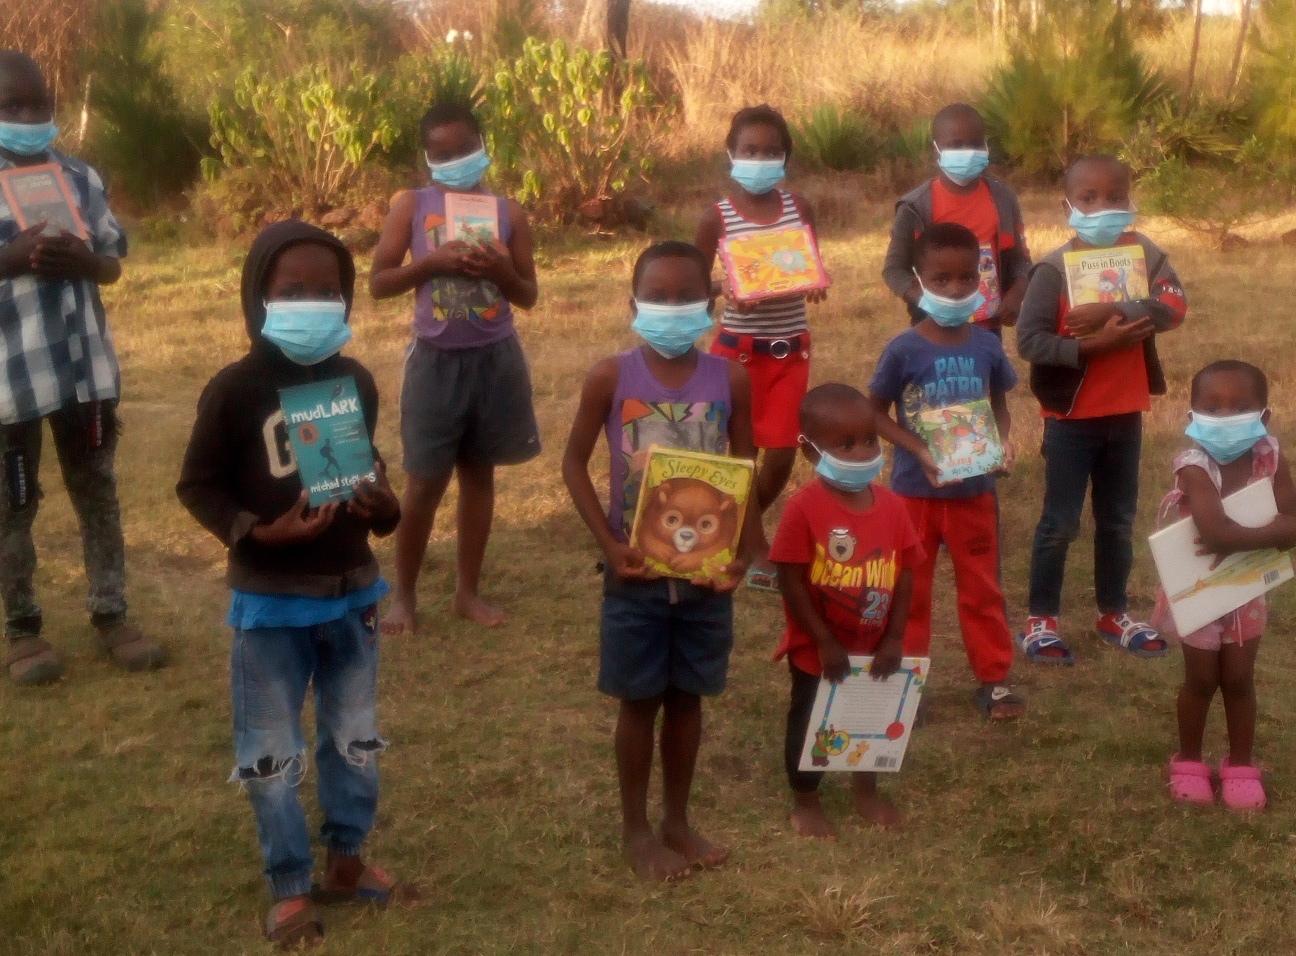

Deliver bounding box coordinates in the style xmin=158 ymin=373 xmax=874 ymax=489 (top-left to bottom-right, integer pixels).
xmin=230 ymin=605 xmax=384 ymax=899
xmin=1028 ymin=413 xmax=1142 ymax=618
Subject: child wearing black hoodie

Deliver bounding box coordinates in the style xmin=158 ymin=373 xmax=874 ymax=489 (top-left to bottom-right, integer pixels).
xmin=177 ymin=221 xmax=407 ymax=947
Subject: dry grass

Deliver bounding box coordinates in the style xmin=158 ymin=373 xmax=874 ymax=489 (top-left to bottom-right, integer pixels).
xmin=5 ymin=192 xmax=1296 ymax=954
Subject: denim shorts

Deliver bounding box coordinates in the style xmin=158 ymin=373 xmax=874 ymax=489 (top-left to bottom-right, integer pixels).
xmin=598 ymin=572 xmax=734 ymax=700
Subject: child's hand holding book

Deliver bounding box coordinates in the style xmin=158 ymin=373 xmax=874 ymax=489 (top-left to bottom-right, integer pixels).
xmin=605 ymin=540 xmax=657 ymax=582
xmin=347 ymin=460 xmax=400 ymax=528
xmin=31 ymin=230 xmax=100 ymax=281
xmin=460 ymin=239 xmax=517 ymax=287
xmin=1064 ymin=302 xmax=1121 ymax=338
xmin=251 ymin=491 xmax=338 ymax=546
xmin=0 ymin=222 xmax=45 ymax=279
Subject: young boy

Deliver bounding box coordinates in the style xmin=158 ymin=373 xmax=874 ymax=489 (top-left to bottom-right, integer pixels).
xmin=177 ymin=221 xmax=408 ymax=946
xmin=771 ymin=384 xmax=923 ymax=838
xmin=882 ymin=103 xmax=1031 ymax=334
xmin=562 ymin=240 xmax=755 ymax=882
xmin=1015 ymin=154 xmax=1187 ymax=663
xmin=370 ymin=100 xmax=540 ymax=635
xmin=0 ymin=50 xmax=164 ymax=685
xmin=870 ymin=222 xmax=1025 ymax=720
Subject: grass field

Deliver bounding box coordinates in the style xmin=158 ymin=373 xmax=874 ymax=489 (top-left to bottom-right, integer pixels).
xmin=4 ymin=191 xmax=1296 ymax=955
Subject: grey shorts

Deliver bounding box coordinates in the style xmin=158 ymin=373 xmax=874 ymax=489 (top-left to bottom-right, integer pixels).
xmin=399 ymin=333 xmax=541 ymax=478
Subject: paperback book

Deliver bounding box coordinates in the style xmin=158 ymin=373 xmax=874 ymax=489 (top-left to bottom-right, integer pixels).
xmin=719 ymin=224 xmax=830 ymax=303
xmin=903 ymin=393 xmax=1004 ymax=484
xmin=278 ymin=376 xmax=377 ymax=506
xmin=798 ymin=657 xmax=929 ymax=773
xmin=444 ymin=192 xmax=500 ymax=245
xmin=1063 ymin=245 xmax=1149 ymax=311
xmin=0 ymin=163 xmax=88 ymax=239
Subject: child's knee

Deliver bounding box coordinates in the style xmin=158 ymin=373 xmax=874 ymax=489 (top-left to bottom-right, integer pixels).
xmin=1218 ymin=668 xmax=1255 ymax=702
xmin=231 ymin=751 xmax=306 ymax=791
xmin=1035 ymin=513 xmax=1081 ymax=546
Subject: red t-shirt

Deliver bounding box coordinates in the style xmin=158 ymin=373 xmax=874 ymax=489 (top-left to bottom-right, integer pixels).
xmin=769 ymin=480 xmax=925 ymax=675
xmin=930 ymin=178 xmax=1003 ymax=327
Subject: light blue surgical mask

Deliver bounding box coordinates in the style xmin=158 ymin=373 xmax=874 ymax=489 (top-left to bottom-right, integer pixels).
xmin=802 ymin=438 xmax=884 ymax=493
xmin=0 ymin=120 xmax=58 ymax=156
xmin=262 ymin=299 xmax=352 ymax=366
xmin=426 ymin=146 xmax=491 ymax=191
xmin=631 ymin=300 xmax=713 ymax=358
xmin=728 ymin=155 xmax=785 ymax=195
xmin=914 ymin=272 xmax=985 ymax=328
xmin=1068 ymin=202 xmax=1136 ymax=247
xmin=1185 ymin=410 xmax=1268 ymax=464
xmin=935 ymin=144 xmax=990 ymax=186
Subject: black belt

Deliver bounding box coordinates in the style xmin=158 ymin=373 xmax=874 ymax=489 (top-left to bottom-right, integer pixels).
xmin=716 ymin=332 xmax=806 ymax=359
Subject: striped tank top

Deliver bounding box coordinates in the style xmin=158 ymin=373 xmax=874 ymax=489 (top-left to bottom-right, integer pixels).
xmin=717 ymin=189 xmax=810 ymax=338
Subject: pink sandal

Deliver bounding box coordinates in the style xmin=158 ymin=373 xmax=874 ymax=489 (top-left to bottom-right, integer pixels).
xmin=1219 ymin=757 xmax=1266 ymax=811
xmin=1167 ymin=755 xmax=1215 ymax=804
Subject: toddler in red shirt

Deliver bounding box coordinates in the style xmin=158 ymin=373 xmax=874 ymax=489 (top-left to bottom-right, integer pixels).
xmin=770 ymin=384 xmax=924 ymax=838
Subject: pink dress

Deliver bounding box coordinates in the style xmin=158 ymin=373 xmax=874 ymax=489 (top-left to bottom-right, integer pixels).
xmin=1150 ymin=437 xmax=1279 ymax=651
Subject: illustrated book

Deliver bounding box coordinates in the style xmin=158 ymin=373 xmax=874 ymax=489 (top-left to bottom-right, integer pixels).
xmin=444 ymin=192 xmax=500 ymax=244
xmin=903 ymin=394 xmax=1004 ymax=484
xmin=798 ymin=656 xmax=929 ymax=773
xmin=1063 ymin=245 xmax=1148 ymax=311
xmin=719 ymin=224 xmax=830 ymax=303
xmin=278 ymin=376 xmax=377 ymax=506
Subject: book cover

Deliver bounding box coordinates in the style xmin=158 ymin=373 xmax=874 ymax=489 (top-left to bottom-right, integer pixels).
xmin=719 ymin=223 xmax=830 ymax=303
xmin=972 ymin=242 xmax=1002 ymax=324
xmin=0 ymin=163 xmax=89 ymax=239
xmin=1063 ymin=245 xmax=1149 ymax=311
xmin=1148 ymin=478 xmax=1294 ymax=636
xmin=798 ymin=656 xmax=929 ymax=773
xmin=628 ymin=445 xmax=754 ymax=580
xmin=278 ymin=376 xmax=377 ymax=506
xmin=904 ymin=394 xmax=1004 ymax=484
xmin=444 ymin=192 xmax=500 ymax=245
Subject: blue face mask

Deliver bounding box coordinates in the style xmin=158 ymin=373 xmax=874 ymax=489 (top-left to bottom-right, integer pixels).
xmin=1068 ymin=202 xmax=1136 ymax=247
xmin=1185 ymin=410 xmax=1268 ymax=464
xmin=426 ymin=146 xmax=491 ymax=191
xmin=632 ymin=300 xmax=713 ymax=358
xmin=803 ymin=439 xmax=884 ymax=493
xmin=729 ymin=155 xmax=785 ymax=195
xmin=0 ymin=120 xmax=58 ymax=156
xmin=935 ymin=144 xmax=990 ymax=186
xmin=914 ymin=273 xmax=985 ymax=328
xmin=262 ymin=300 xmax=352 ymax=366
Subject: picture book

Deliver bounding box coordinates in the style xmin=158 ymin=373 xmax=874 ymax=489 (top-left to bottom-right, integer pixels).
xmin=628 ymin=445 xmax=754 ymax=580
xmin=798 ymin=656 xmax=929 ymax=773
xmin=278 ymin=376 xmax=377 ymax=506
xmin=444 ymin=192 xmax=499 ymax=245
xmin=1063 ymin=245 xmax=1148 ymax=311
xmin=0 ymin=163 xmax=88 ymax=239
xmin=719 ymin=224 xmax=830 ymax=303
xmin=905 ymin=396 xmax=1004 ymax=484
xmin=1148 ymin=478 xmax=1293 ymax=636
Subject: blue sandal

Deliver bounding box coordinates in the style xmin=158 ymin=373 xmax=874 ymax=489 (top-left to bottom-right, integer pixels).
xmin=1016 ymin=616 xmax=1075 ymax=666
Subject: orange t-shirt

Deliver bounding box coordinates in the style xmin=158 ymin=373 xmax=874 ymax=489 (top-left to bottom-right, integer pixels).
xmin=930 ymin=179 xmax=1002 ymax=327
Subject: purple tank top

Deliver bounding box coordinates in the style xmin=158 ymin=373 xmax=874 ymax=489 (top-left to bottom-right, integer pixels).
xmin=410 ymin=186 xmax=515 ymax=349
xmin=604 ymin=347 xmax=733 ymax=541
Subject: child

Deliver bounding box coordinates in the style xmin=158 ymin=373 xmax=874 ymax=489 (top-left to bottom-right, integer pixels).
xmin=370 ymin=100 xmax=540 ymax=635
xmin=694 ymin=104 xmax=824 ymax=591
xmin=0 ymin=50 xmax=165 ymax=685
xmin=1154 ymin=361 xmax=1295 ymax=810
xmin=882 ymin=103 xmax=1031 ymax=333
xmin=771 ymin=384 xmax=923 ymax=837
xmin=1016 ymin=154 xmax=1187 ymax=663
xmin=177 ymin=221 xmax=408 ymax=946
xmin=562 ymin=240 xmax=755 ymax=882
xmin=869 ymin=222 xmax=1025 ymax=720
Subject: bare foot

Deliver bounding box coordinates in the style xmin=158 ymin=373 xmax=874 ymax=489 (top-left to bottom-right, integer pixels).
xmin=853 ymin=789 xmax=903 ymax=829
xmin=661 ymin=819 xmax=730 ymax=869
xmin=382 ymin=593 xmax=416 ymax=636
xmin=454 ymin=590 xmax=506 ymax=627
xmin=624 ymin=829 xmax=691 ymax=882
xmin=790 ymin=793 xmax=838 ymax=840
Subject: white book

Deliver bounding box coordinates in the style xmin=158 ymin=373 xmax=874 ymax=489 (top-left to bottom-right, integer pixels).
xmin=798 ymin=656 xmax=928 ymax=773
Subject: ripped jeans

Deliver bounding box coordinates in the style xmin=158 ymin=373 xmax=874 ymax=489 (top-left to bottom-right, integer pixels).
xmin=230 ymin=605 xmax=385 ymax=899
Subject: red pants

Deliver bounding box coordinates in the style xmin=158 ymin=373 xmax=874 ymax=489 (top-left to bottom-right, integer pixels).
xmin=900 ymin=493 xmax=1013 ymax=684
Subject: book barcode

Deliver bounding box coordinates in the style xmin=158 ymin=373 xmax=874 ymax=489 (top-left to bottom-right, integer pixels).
xmin=1264 ymin=569 xmax=1282 ymax=585
xmin=873 ymin=755 xmax=899 ymax=770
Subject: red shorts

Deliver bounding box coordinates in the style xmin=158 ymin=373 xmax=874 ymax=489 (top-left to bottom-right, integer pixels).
xmin=710 ymin=332 xmax=811 ymax=449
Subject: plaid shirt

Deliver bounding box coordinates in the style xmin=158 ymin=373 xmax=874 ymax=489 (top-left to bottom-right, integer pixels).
xmin=0 ymin=150 xmax=126 ymax=425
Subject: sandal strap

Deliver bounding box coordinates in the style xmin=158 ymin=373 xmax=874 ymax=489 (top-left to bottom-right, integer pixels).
xmin=1168 ymin=757 xmax=1213 ymax=778
xmin=97 ymin=622 xmax=147 ymax=651
xmin=1021 ymin=630 xmax=1067 ymax=653
xmin=5 ymin=636 xmax=53 ymax=666
xmin=265 ymin=898 xmax=321 ymax=941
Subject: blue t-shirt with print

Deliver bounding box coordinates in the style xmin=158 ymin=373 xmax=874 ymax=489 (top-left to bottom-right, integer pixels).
xmin=868 ymin=326 xmax=1018 ymax=499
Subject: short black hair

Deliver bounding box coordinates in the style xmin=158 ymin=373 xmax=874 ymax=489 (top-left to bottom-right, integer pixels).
xmin=932 ymin=103 xmax=984 ymax=136
xmin=1191 ymin=360 xmax=1269 ymax=407
xmin=914 ymin=222 xmax=981 ymax=270
xmin=1064 ymin=153 xmax=1130 ymax=194
xmin=799 ymin=382 xmax=871 ymax=434
xmin=419 ymin=100 xmax=482 ymax=142
xmin=631 ymin=240 xmax=710 ymax=294
xmin=725 ymin=104 xmax=793 ymax=160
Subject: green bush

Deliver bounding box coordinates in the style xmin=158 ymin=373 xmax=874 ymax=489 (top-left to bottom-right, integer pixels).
xmin=1119 ymin=100 xmax=1248 ymax=175
xmin=387 ymin=51 xmax=488 ymax=170
xmin=1248 ymin=0 xmax=1296 ymax=154
xmin=793 ymin=104 xmax=881 ymax=172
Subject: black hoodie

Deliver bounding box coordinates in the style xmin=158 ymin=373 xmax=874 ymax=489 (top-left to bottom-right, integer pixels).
xmin=176 ymin=220 xmax=397 ymax=598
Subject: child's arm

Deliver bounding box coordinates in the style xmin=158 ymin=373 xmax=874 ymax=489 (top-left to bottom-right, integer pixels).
xmin=694 ymin=205 xmax=723 ymax=298
xmin=868 ymin=392 xmax=944 ymax=487
xmin=368 ymin=191 xmax=475 ymax=300
xmin=996 ymin=192 xmax=1033 ymax=327
xmin=1180 ymin=464 xmax=1296 ymax=558
xmin=346 ymin=371 xmax=400 ymax=537
xmin=460 ymin=199 xmax=538 ymax=309
xmin=793 ymin=194 xmax=827 ymax=304
xmin=869 ymin=568 xmax=913 ymax=679
xmin=704 ymin=361 xmax=758 ymax=592
xmin=1273 ymin=453 xmax=1296 ymax=518
xmin=1016 ymin=265 xmax=1151 ymax=364
xmin=881 ymin=204 xmax=922 ymax=307
xmin=1115 ymin=252 xmax=1187 ymax=333
xmin=777 ymin=562 xmax=851 ymax=682
xmin=989 ymin=388 xmax=1015 ymax=473
xmin=0 ymin=223 xmax=47 ymax=280
xmin=29 ymin=231 xmax=121 ymax=284
xmin=561 ymin=358 xmax=650 ymax=580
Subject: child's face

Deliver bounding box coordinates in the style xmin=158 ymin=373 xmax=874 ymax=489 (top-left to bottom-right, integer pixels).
xmin=1066 ymin=161 xmax=1132 ymax=213
xmin=632 ymin=256 xmax=711 ymax=308
xmin=424 ymin=120 xmax=481 ymax=164
xmin=932 ymin=112 xmax=986 ymax=151
xmin=1193 ymin=371 xmax=1267 ymax=419
xmin=265 ymin=243 xmax=344 ymax=303
xmin=0 ymin=61 xmax=52 ymax=125
xmin=917 ymin=246 xmax=980 ymax=299
xmin=731 ymin=122 xmax=785 ymax=161
xmin=803 ymin=404 xmax=880 ymax=464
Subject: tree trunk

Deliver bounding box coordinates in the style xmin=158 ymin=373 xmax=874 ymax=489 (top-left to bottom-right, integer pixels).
xmin=1226 ymin=0 xmax=1252 ymax=99
xmin=608 ymin=0 xmax=631 ymax=59
xmin=1186 ymin=0 xmax=1204 ymax=99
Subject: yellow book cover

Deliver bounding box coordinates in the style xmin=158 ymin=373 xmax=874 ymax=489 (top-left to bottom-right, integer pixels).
xmin=1063 ymin=245 xmax=1149 ymax=308
xmin=629 ymin=446 xmax=754 ymax=580
xmin=720 ymin=224 xmax=830 ymax=303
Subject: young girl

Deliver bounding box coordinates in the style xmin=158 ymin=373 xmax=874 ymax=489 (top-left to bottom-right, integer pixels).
xmin=1154 ymin=360 xmax=1296 ymax=811
xmin=695 ymin=104 xmax=825 ymax=591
